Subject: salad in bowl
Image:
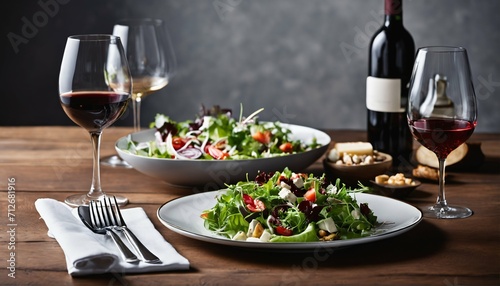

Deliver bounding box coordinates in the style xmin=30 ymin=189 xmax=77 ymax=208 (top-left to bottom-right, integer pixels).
xmin=115 ymin=105 xmax=330 ymax=188
xmin=123 ymin=105 xmax=321 ymax=160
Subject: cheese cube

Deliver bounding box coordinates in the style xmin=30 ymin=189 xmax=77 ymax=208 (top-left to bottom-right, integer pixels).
xmin=280 ymin=181 xmax=291 ymax=190
xmin=259 ymin=230 xmax=272 ymax=242
xmin=318 ymin=217 xmax=338 ymax=233
xmin=232 ymin=231 xmax=248 ymax=241
xmin=334 ymin=142 xmax=373 ymax=156
xmin=246 ymin=219 xmax=259 ymax=237
xmin=291 ymin=173 xmax=304 ymax=188
xmin=278 ymin=188 xmax=297 ymax=204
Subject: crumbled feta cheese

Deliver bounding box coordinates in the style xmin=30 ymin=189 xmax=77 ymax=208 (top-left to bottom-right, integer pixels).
xmin=155 ymin=115 xmax=168 ymax=129
xmin=280 ymin=181 xmax=291 ymax=190
xmin=278 ymin=188 xmax=297 ymax=203
xmin=326 ymin=185 xmax=338 ymax=195
xmin=351 ymin=209 xmax=361 ymax=220
xmin=291 ymin=173 xmax=304 ymax=188
xmin=318 ymin=217 xmax=338 ymax=233
xmin=259 ymin=230 xmax=272 ymax=242
xmin=232 ymin=231 xmax=247 ymax=241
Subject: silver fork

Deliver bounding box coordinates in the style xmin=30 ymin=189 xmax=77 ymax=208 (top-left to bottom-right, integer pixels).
xmin=88 ymin=200 xmax=139 ymax=263
xmin=103 ymin=196 xmax=162 ymax=264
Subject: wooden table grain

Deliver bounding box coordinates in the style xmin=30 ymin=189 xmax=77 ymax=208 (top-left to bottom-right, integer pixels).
xmin=0 ymin=126 xmax=499 ymax=285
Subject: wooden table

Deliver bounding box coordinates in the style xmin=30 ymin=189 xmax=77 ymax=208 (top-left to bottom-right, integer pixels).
xmin=0 ymin=126 xmax=499 ymax=285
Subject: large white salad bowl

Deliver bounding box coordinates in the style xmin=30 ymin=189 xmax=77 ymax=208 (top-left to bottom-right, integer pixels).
xmin=115 ymin=123 xmax=330 ymax=190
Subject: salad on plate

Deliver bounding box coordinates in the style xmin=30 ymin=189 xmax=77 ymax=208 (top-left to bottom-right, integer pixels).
xmin=123 ymin=105 xmax=321 ymax=160
xmin=201 ymin=168 xmax=378 ymax=243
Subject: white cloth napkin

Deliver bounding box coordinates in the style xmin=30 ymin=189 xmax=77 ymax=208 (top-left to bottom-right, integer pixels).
xmin=35 ymin=198 xmax=190 ymax=276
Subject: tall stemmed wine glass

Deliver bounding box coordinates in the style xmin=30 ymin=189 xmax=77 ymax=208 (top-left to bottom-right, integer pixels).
xmin=407 ymin=46 xmax=477 ymax=219
xmin=59 ymin=35 xmax=131 ymax=206
xmin=115 ymin=18 xmax=175 ymax=130
xmin=101 ymin=18 xmax=176 ymax=167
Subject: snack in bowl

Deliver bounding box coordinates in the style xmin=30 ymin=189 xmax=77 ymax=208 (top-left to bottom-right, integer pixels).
xmin=323 ymin=142 xmax=392 ymax=187
xmin=371 ymin=173 xmax=421 ymax=199
xmin=115 ymin=105 xmax=331 ymax=187
xmin=201 ymin=168 xmax=378 ymax=242
xmin=375 ymin=173 xmax=417 ymax=186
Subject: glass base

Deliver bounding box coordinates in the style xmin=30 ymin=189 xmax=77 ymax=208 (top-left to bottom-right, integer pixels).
xmin=422 ymin=204 xmax=473 ymax=219
xmin=65 ymin=193 xmax=129 ymax=207
xmin=101 ymin=155 xmax=133 ymax=168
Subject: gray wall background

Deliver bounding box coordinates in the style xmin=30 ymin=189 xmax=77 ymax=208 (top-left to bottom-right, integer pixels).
xmin=2 ymin=0 xmax=499 ymax=133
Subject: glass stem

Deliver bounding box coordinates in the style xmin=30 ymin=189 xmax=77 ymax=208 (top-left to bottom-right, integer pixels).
xmin=89 ymin=131 xmax=104 ymax=199
xmin=436 ymin=158 xmax=448 ymax=208
xmin=133 ymin=96 xmax=141 ymax=132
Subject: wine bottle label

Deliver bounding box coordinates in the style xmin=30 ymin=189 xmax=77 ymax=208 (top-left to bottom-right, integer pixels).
xmin=366 ymin=76 xmax=404 ymax=113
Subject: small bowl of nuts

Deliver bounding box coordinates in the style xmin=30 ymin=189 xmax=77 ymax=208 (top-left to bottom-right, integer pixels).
xmin=323 ymin=142 xmax=392 ymax=187
xmin=370 ymin=173 xmax=421 ymax=199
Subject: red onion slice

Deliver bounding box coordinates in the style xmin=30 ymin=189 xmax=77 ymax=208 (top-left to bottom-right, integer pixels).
xmin=177 ymin=147 xmax=203 ymax=159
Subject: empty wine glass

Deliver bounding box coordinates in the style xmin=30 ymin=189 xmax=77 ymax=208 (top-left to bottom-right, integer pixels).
xmin=101 ymin=18 xmax=176 ymax=167
xmin=407 ymin=46 xmax=478 ymax=219
xmin=59 ymin=35 xmax=131 ymax=206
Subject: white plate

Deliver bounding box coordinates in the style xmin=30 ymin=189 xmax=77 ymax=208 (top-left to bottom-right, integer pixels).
xmin=157 ymin=191 xmax=423 ymax=250
xmin=116 ymin=123 xmax=330 ymax=188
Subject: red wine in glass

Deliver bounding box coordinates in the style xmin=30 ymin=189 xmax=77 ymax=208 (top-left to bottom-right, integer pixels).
xmin=60 ymin=91 xmax=129 ymax=132
xmin=59 ymin=34 xmax=132 ymax=207
xmin=407 ymin=46 xmax=477 ymax=219
xmin=408 ymin=118 xmax=476 ymax=160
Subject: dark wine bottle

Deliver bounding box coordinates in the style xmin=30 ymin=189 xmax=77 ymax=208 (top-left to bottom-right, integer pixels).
xmin=366 ymin=0 xmax=415 ymax=166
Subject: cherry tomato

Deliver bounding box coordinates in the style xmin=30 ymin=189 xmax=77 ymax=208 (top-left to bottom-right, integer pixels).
xmin=243 ymin=194 xmax=265 ymax=212
xmin=304 ymin=188 xmax=316 ymax=202
xmin=243 ymin=194 xmax=254 ymax=205
xmin=275 ymin=226 xmax=293 ymax=236
xmin=172 ymin=137 xmax=187 ymax=150
xmin=252 ymin=131 xmax=271 ymax=145
xmin=246 ymin=204 xmax=259 ymax=212
xmin=279 ymin=142 xmax=293 ymax=153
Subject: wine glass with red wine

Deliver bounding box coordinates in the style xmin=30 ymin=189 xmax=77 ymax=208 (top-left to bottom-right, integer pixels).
xmin=407 ymin=46 xmax=477 ymax=219
xmin=59 ymin=34 xmax=131 ymax=206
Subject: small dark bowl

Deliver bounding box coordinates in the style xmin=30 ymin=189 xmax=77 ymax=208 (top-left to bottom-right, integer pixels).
xmin=370 ymin=180 xmax=421 ymax=199
xmin=323 ymin=152 xmax=392 ymax=188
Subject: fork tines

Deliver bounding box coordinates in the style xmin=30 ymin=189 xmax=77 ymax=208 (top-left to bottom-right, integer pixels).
xmin=103 ymin=196 xmax=120 ymax=226
xmin=89 ymin=197 xmax=119 ymax=227
xmin=95 ymin=196 xmax=162 ymax=264
xmin=89 ymin=200 xmax=103 ymax=229
xmin=110 ymin=196 xmax=127 ymax=227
